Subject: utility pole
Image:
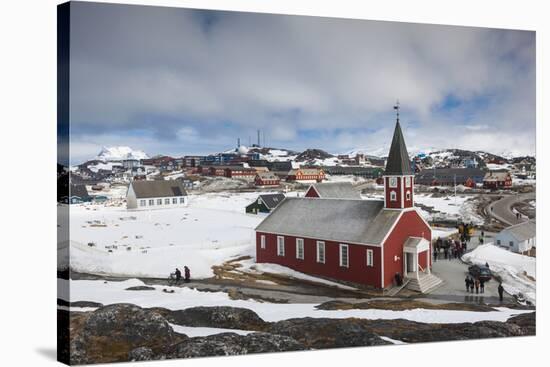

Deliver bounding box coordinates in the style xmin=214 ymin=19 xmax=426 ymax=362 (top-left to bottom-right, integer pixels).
xmin=454 ymin=173 xmax=457 ymax=206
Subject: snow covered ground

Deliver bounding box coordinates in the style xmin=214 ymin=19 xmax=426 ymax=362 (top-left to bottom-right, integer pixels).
xmin=60 ymin=278 xmax=531 ymax=324
xmin=415 ymin=193 xmax=484 ymax=225
xmin=462 ymin=244 xmax=536 ymax=305
xmin=63 ymin=192 xmax=268 ymax=279
xmin=62 ymin=189 xmax=485 ymax=280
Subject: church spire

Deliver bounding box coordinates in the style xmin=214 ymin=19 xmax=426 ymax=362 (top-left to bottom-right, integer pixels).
xmin=384 ymin=101 xmax=413 ymax=175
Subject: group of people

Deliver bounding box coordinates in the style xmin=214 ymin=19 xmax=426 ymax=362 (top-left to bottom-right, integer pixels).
xmin=174 ymin=266 xmax=191 ymax=283
xmin=465 ymin=275 xmax=485 ymax=294
xmin=433 ymin=237 xmax=467 ymax=261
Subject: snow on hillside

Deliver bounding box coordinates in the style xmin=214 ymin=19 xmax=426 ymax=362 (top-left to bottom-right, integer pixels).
xmin=87 ymin=161 xmax=122 ymax=173
xmin=61 ymin=278 xmax=531 ymax=324
xmin=462 ymin=244 xmax=536 ymax=305
xmin=96 ymin=146 xmax=149 ymax=161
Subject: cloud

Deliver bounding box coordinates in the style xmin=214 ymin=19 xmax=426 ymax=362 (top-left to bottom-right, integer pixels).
xmin=66 ymin=2 xmax=536 ymax=162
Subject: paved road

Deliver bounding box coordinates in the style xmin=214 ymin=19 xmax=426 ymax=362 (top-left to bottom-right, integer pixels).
xmin=487 ymin=192 xmax=535 ymax=226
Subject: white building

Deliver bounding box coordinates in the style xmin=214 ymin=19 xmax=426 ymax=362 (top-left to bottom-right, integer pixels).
xmin=495 ymin=220 xmax=536 ymax=254
xmin=126 ymin=180 xmax=188 ymax=209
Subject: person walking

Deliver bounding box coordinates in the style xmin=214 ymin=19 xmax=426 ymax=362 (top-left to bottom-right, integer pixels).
xmin=184 ymin=266 xmax=191 ymax=283
xmin=444 ymin=247 xmax=448 ymax=260
xmin=498 ymin=283 xmax=504 ymax=302
xmin=474 ymin=278 xmax=480 ymax=294
xmin=465 ymin=276 xmax=471 ymax=292
xmin=448 ymin=246 xmax=453 ymax=261
xmin=174 ymin=268 xmax=182 ymax=283
xmin=433 ymin=248 xmax=438 ymax=262
xmin=479 ymin=278 xmax=485 ymax=293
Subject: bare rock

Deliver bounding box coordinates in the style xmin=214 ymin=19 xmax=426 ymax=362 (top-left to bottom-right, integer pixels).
xmin=155 ymin=306 xmax=269 ymax=331
xmin=268 ymin=317 xmax=391 ymax=349
xmin=171 ymin=332 xmax=305 ymax=358
xmin=70 ymin=303 xmax=177 ymax=364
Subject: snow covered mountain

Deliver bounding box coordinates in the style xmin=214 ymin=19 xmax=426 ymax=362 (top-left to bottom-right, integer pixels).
xmin=96 ymin=146 xmax=149 ymax=162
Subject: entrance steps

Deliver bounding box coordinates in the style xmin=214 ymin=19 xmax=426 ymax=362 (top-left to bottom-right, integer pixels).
xmin=385 ymin=278 xmax=410 ymax=296
xmin=406 ymin=273 xmax=443 ymax=294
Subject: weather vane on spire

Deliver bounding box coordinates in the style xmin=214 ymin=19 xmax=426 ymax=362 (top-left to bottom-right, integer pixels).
xmin=393 ymin=100 xmax=400 ymax=122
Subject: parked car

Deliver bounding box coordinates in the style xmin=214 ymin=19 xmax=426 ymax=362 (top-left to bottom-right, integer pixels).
xmin=468 ymin=265 xmax=492 ymax=281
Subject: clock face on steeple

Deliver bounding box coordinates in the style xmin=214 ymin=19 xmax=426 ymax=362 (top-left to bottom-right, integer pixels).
xmin=389 ymin=177 xmax=398 ymax=187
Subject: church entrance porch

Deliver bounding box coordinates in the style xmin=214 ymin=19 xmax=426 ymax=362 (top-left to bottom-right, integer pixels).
xmin=403 ymin=237 xmax=430 ymax=280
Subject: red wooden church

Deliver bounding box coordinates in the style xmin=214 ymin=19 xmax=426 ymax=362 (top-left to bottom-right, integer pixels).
xmin=255 ymin=108 xmax=441 ymax=292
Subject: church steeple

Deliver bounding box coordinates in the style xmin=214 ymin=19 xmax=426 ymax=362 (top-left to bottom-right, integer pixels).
xmin=384 ymin=102 xmax=414 ymax=209
xmin=385 ymin=102 xmax=413 ymax=175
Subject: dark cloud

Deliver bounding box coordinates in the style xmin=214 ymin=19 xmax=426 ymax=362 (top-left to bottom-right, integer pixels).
xmin=67 ymin=2 xmax=535 ymax=163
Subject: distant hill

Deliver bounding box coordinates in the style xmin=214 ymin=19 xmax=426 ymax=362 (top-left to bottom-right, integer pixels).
xmin=96 ymin=146 xmax=149 ymax=161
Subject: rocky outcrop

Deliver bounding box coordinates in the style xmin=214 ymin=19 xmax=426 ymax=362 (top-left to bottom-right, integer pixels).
xmin=358 ymin=312 xmax=536 ymax=343
xmin=316 ymin=300 xmax=497 ymax=312
xmin=170 ymin=332 xmax=305 ymax=358
xmin=69 ymin=303 xmax=182 ymax=364
xmin=268 ymin=317 xmax=391 ymax=349
xmin=64 ymin=303 xmax=536 ymax=364
xmin=151 ymin=306 xmax=269 ymax=331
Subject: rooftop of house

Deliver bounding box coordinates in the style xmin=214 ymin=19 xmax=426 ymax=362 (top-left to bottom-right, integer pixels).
xmin=309 ymin=182 xmax=361 ymax=199
xmin=257 ymin=193 xmax=286 ymax=209
xmin=130 ymin=180 xmax=188 ymax=199
xmin=499 ymin=220 xmax=536 ymax=242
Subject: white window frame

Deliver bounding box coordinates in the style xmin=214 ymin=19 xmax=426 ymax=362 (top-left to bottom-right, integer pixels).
xmin=180 ymin=197 xmax=185 ymax=204
xmin=140 ymin=199 xmax=146 ymax=207
xmin=316 ymin=241 xmax=325 ymax=264
xmin=405 ymin=176 xmax=411 ymax=187
xmin=390 ymin=191 xmax=397 ymax=201
xmin=157 ymin=199 xmax=162 ymax=205
xmin=296 ymin=238 xmax=304 ymax=260
xmin=339 ymin=244 xmax=349 ymax=268
xmin=149 ymin=199 xmax=155 ymax=206
xmin=389 ymin=177 xmax=398 ymax=188
xmin=165 ymin=198 xmax=170 ymax=205
xmin=172 ymin=197 xmax=178 ymax=204
xmin=366 ymin=249 xmax=374 ymax=267
xmin=406 ymin=191 xmax=411 ymax=201
xmin=260 ymin=235 xmax=266 ymax=249
xmin=277 ymin=236 xmax=285 ymax=256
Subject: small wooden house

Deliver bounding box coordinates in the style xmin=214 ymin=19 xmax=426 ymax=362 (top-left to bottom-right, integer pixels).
xmin=483 ymin=171 xmax=513 ymax=190
xmin=495 ymin=220 xmax=536 ymax=254
xmin=246 ymin=194 xmax=286 ymax=214
xmin=255 ymin=172 xmax=281 ymax=187
xmin=126 ymin=180 xmax=188 ymax=209
xmin=286 ymin=168 xmax=325 ymax=183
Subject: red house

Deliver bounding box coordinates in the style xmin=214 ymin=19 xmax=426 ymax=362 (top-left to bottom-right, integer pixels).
xmin=255 ymin=172 xmax=281 ymax=187
xmin=286 ymin=168 xmax=325 ymax=182
xmin=255 ymin=115 xmax=441 ymax=292
xmin=483 ymin=171 xmax=512 ymax=190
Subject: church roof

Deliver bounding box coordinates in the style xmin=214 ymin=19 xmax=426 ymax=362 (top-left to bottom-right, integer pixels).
xmin=385 ymin=120 xmax=413 ymax=175
xmin=255 ymin=197 xmax=401 ymax=245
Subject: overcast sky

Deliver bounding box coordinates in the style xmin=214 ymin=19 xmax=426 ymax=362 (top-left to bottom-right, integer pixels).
xmin=67 ymin=2 xmax=535 ymax=163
